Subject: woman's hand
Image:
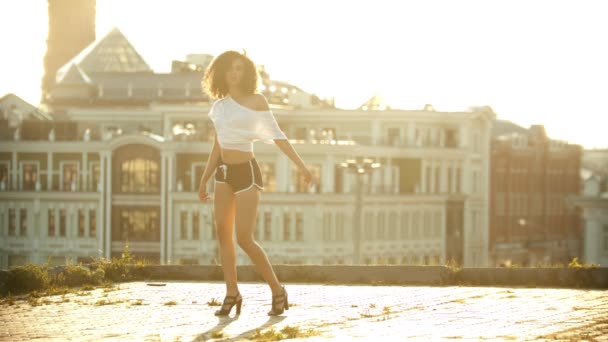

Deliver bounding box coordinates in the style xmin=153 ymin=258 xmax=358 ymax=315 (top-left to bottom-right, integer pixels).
xmin=198 ymin=180 xmax=212 ymax=202
xmin=299 ymin=165 xmax=317 ymax=189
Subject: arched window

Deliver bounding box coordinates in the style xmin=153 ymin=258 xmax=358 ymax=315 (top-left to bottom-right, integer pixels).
xmin=120 ymin=158 xmax=159 ymax=193
xmin=113 ymin=144 xmax=160 ymax=194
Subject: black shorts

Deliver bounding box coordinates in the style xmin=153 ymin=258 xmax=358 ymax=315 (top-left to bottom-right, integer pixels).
xmin=214 ymin=158 xmax=264 ymax=194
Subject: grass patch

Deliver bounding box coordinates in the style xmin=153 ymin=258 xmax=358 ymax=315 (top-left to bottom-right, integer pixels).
xmin=211 ymin=331 xmax=224 ymax=338
xmin=95 ymin=299 xmax=124 ymax=306
xmin=164 ymin=301 xmax=178 ymax=306
xmin=207 ymin=298 xmax=222 ymax=306
xmin=251 ymin=325 xmax=320 ymax=341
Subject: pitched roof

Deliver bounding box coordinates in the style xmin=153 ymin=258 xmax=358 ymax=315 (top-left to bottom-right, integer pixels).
xmin=56 ymin=27 xmax=152 ymax=80
xmin=57 ymin=63 xmax=93 ymax=85
xmin=492 ymin=119 xmax=529 ymax=137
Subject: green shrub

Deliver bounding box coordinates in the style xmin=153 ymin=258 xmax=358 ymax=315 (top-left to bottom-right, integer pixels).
xmin=3 ymin=264 xmax=50 ymax=295
xmin=55 ymin=265 xmax=104 ymax=287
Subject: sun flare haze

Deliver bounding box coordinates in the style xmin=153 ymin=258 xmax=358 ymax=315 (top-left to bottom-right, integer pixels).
xmin=0 ymin=0 xmax=606 ymax=148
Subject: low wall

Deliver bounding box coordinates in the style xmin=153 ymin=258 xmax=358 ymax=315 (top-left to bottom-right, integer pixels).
xmin=134 ymin=265 xmax=608 ymax=288
xmin=1 ymin=265 xmax=606 ymax=293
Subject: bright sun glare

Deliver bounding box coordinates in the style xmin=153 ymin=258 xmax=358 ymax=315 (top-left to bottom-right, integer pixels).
xmin=0 ymin=0 xmax=606 ymax=148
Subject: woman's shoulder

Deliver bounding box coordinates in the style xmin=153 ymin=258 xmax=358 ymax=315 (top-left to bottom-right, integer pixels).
xmin=249 ymin=93 xmax=270 ymax=111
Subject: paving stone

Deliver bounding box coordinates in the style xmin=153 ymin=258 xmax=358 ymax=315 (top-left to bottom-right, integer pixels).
xmin=0 ymin=281 xmax=607 ymax=341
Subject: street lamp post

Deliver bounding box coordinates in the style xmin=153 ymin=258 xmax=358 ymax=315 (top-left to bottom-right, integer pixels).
xmin=340 ymin=157 xmax=381 ymax=264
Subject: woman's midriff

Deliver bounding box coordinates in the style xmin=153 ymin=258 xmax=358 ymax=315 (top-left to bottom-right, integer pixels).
xmin=220 ymin=148 xmax=255 ymax=164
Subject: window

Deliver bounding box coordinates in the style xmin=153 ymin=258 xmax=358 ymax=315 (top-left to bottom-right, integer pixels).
xmin=472 ymin=171 xmax=479 ymax=193
xmin=323 ymin=212 xmax=331 ymax=240
xmin=387 ymin=127 xmax=400 ymax=145
xmin=0 ymin=161 xmax=9 ymax=190
xmin=292 ymin=164 xmax=321 ymax=193
xmin=447 ymin=167 xmax=453 ymax=193
xmin=364 ymin=212 xmax=373 ymax=240
xmin=603 ymin=225 xmax=608 ymax=251
xmin=264 ymin=211 xmax=272 ymax=241
xmin=412 ymin=211 xmax=420 ymax=239
xmin=295 ymin=212 xmax=304 ymax=241
xmin=283 ymin=212 xmax=291 ymax=241
xmin=115 ymin=208 xmax=160 ymax=241
xmin=435 ymin=167 xmax=441 ymax=193
xmin=321 ymin=127 xmax=336 ymax=141
xmin=455 ymin=167 xmax=461 ymax=193
xmin=425 ymin=166 xmax=431 ymax=193
xmin=388 ymin=211 xmax=397 ymax=239
xmin=423 ymin=211 xmax=432 ymax=238
xmin=48 ymin=209 xmax=55 ymax=237
xmin=259 ymin=162 xmax=276 ymax=192
xmin=89 ymin=210 xmax=96 ymax=238
xmin=120 ymin=158 xmax=159 ymax=193
xmin=295 ymin=127 xmax=307 ymax=140
xmin=61 ymin=162 xmax=79 ymax=191
xmin=8 ymin=208 xmax=16 ymax=236
xmin=192 ymin=211 xmax=200 ymax=240
xmin=59 ymin=209 xmax=66 ymax=237
xmin=401 ymin=211 xmax=410 ymax=238
xmin=192 ymin=163 xmax=209 ymax=193
xmin=336 ymin=213 xmax=344 ymax=240
xmin=434 ymin=212 xmax=442 ymax=238
xmin=445 ymin=129 xmax=458 ymax=147
xmin=21 ymin=162 xmax=38 ymax=190
xmin=8 ymin=255 xmax=27 ymax=267
xmin=377 ymin=211 xmax=386 ymax=240
xmin=180 ymin=211 xmax=188 ymax=240
xmin=90 ymin=162 xmax=100 ymax=191
xmin=78 ymin=209 xmax=85 ymax=237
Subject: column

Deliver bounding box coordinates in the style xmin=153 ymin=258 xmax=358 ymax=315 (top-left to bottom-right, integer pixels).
xmin=429 ymin=161 xmax=436 ymax=193
xmin=421 ymin=160 xmax=427 ymax=193
xmin=440 ymin=161 xmax=447 ymax=193
xmin=371 ymin=120 xmax=381 ymax=145
xmin=407 ymin=123 xmax=416 ymax=146
xmin=103 ymin=151 xmax=112 ymax=259
xmin=482 ymin=120 xmax=492 ymax=266
xmin=166 ymin=152 xmax=175 ymax=264
xmin=584 ymin=219 xmax=600 ymax=264
xmin=384 ymin=158 xmax=392 ymax=194
xmin=97 ymin=154 xmax=105 ymax=257
xmin=47 ymin=152 xmax=53 ymax=191
xmin=11 ymin=152 xmax=17 ymax=190
xmin=322 ymin=155 xmax=334 ymax=193
xmin=277 ymin=154 xmax=290 ymax=192
xmin=82 ymin=152 xmax=88 ymax=191
xmin=160 ymin=152 xmax=167 ymax=264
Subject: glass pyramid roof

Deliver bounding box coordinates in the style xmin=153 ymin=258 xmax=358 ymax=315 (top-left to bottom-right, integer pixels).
xmin=56 ymin=27 xmax=152 ymax=78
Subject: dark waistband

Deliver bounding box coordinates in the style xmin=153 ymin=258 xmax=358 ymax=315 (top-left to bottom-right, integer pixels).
xmin=219 ymin=157 xmax=257 ymax=167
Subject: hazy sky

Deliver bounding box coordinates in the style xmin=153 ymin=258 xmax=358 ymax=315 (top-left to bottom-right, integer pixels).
xmin=0 ymin=0 xmax=606 ymax=148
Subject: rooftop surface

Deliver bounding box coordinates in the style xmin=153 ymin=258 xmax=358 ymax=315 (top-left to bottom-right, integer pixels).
xmin=1 ymin=281 xmax=606 ymax=341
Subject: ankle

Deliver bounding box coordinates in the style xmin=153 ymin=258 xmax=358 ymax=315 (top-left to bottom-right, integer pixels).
xmin=270 ymin=284 xmax=284 ymax=295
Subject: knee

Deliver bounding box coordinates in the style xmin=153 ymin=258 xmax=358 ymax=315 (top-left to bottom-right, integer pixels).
xmin=236 ymin=233 xmax=255 ymax=250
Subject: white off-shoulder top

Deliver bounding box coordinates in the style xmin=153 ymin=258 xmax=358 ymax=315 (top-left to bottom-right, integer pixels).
xmin=207 ymin=96 xmax=288 ymax=152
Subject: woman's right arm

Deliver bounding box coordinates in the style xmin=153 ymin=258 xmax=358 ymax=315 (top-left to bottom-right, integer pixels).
xmin=198 ymin=134 xmax=221 ymax=197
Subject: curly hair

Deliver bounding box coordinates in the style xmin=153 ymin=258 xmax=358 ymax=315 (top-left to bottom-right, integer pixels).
xmin=203 ymin=50 xmax=259 ymax=99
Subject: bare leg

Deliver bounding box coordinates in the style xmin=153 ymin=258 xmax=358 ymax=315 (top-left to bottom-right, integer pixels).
xmin=213 ymin=182 xmax=238 ymax=296
xmin=234 ymin=187 xmax=282 ymax=294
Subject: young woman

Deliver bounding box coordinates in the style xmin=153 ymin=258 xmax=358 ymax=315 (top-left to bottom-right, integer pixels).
xmin=197 ymin=50 xmax=315 ymax=316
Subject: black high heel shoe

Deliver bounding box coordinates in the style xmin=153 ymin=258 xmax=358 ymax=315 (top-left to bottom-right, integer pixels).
xmin=214 ymin=292 xmax=242 ymax=316
xmin=267 ymin=286 xmax=289 ymax=316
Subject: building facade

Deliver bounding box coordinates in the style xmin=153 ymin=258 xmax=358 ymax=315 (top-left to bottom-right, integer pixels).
xmin=490 ymin=122 xmax=583 ymax=266
xmin=0 ymin=29 xmax=494 ymax=269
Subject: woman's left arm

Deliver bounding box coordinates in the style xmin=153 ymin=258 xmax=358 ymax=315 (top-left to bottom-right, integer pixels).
xmin=274 ymin=139 xmax=315 ymax=185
